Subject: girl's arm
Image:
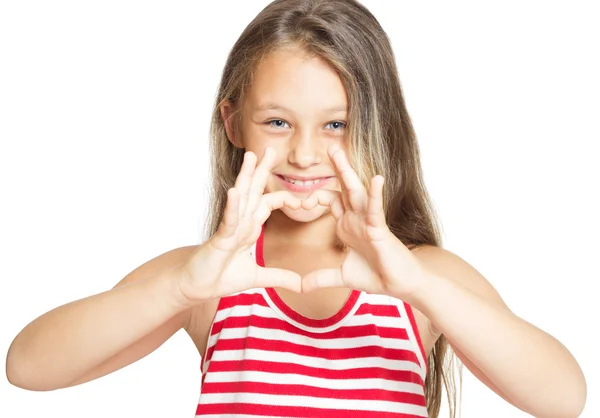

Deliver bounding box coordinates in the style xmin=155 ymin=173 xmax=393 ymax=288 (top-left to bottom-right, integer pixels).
xmin=5 ymin=245 xmax=199 ymax=391
xmin=299 ymin=147 xmax=586 ymax=416
xmin=408 ymin=245 xmax=587 ymax=418
xmin=6 ymin=149 xmax=303 ymax=392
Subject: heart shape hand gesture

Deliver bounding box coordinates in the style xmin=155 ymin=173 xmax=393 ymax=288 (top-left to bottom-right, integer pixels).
xmin=176 ymin=145 xmax=426 ymax=308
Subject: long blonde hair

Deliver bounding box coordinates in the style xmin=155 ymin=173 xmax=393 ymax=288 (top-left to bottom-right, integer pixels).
xmin=204 ymin=0 xmax=461 ymax=415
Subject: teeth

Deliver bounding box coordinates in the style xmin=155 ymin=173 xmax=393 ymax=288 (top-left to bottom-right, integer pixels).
xmin=283 ymin=177 xmax=323 ymax=186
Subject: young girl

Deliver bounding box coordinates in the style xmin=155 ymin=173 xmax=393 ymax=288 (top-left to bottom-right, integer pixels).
xmin=5 ymin=0 xmax=588 ymax=417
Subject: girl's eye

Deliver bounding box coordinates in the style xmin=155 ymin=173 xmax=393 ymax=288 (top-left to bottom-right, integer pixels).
xmin=266 ymin=120 xmax=346 ymax=130
xmin=326 ymin=121 xmax=346 ymax=130
xmin=267 ymin=119 xmax=290 ymax=129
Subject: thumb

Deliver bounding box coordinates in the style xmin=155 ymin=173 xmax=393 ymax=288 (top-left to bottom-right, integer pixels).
xmin=302 ymin=268 xmax=344 ymax=293
xmin=255 ymin=267 xmax=302 ymax=293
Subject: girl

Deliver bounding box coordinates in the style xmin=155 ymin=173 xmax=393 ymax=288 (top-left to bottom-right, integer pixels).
xmin=5 ymin=0 xmax=587 ymax=417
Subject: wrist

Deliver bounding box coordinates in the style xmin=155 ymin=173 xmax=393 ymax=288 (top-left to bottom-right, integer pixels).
xmin=147 ymin=263 xmax=197 ymax=312
xmin=395 ymin=261 xmax=439 ymax=311
xmin=380 ymin=237 xmax=432 ymax=304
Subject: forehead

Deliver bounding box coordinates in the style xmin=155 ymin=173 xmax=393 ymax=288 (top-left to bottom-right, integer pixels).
xmin=246 ymin=48 xmax=348 ymax=112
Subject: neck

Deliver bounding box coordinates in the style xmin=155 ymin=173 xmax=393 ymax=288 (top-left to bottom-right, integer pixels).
xmin=264 ymin=210 xmax=339 ymax=249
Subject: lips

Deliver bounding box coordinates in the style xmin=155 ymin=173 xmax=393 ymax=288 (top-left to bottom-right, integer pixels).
xmin=275 ymin=174 xmax=334 ymax=193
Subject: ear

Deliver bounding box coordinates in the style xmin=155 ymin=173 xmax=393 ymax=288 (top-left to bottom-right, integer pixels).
xmin=219 ymin=100 xmax=244 ymax=148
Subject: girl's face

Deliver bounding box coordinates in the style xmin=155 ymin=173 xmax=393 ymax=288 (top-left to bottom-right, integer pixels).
xmin=222 ymin=47 xmax=348 ymax=223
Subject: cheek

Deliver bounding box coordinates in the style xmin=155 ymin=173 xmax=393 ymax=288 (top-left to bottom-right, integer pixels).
xmin=243 ymin=123 xmax=288 ymax=151
xmin=248 ymin=142 xmax=287 ymax=164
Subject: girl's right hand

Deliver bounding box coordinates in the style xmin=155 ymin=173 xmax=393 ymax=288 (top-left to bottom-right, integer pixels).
xmin=176 ymin=147 xmax=302 ymax=305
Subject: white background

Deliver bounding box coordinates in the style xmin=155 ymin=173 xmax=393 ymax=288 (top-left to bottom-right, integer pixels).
xmin=1 ymin=1 xmax=598 ymax=416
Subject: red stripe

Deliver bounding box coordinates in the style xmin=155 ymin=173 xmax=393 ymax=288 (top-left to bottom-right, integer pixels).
xmin=196 ymin=402 xmax=425 ymax=418
xmin=204 ymin=343 xmax=216 ymax=363
xmin=256 ymin=224 xmax=266 ymax=267
xmin=211 ymin=315 xmax=410 ymax=340
xmin=208 ymin=319 xmax=225 ymax=337
xmin=211 ymin=336 xmax=421 ymax=363
xmin=207 ymin=359 xmax=424 ymax=386
xmin=217 ymin=292 xmax=269 ymax=310
xmin=355 ymin=303 xmax=401 ymax=317
xmin=201 ymin=381 xmax=426 ymax=404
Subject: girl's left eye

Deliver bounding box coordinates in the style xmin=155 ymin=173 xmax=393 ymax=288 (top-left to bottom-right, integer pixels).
xmin=268 ymin=119 xmax=289 ymax=129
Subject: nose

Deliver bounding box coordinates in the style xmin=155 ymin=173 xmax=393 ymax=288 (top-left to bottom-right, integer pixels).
xmin=287 ymin=129 xmax=323 ymax=168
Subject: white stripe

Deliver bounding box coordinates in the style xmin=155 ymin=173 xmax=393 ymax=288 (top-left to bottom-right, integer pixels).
xmin=360 ymin=292 xmax=402 ymax=305
xmin=209 ymin=348 xmax=423 ymax=374
xmin=212 ymin=303 xmax=279 ymax=324
xmin=197 ymin=392 xmax=428 ymax=416
xmin=204 ymin=370 xmax=425 ymax=395
xmin=208 ymin=324 xmax=416 ymax=351
xmin=337 ymin=311 xmax=407 ymax=329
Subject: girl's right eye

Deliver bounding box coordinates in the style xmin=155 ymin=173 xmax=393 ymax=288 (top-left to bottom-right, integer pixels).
xmin=267 ymin=119 xmax=290 ymax=129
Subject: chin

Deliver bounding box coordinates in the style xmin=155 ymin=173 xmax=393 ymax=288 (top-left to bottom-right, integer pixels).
xmin=279 ymin=205 xmax=331 ymax=223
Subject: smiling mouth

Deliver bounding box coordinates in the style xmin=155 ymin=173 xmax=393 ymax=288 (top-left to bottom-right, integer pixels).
xmin=278 ymin=176 xmax=329 ymax=186
xmin=274 ymin=174 xmax=334 ymax=191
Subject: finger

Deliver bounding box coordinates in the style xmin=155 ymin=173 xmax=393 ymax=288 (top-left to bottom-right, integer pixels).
xmin=234 ymin=151 xmax=257 ymax=217
xmin=245 ymin=147 xmax=276 ymax=217
xmin=253 ymin=191 xmax=302 ymax=225
xmin=367 ymin=175 xmax=386 ymax=228
xmin=328 ymin=146 xmax=367 ymax=213
xmin=255 ymin=267 xmax=302 ymax=293
xmin=301 ymin=189 xmax=345 ymax=220
xmin=217 ymin=187 xmax=240 ymax=238
xmin=327 ymin=146 xmax=350 ymax=211
xmin=302 ymin=268 xmax=344 ymax=293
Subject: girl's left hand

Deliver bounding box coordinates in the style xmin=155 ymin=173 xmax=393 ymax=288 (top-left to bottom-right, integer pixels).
xmin=300 ymin=146 xmax=426 ymax=299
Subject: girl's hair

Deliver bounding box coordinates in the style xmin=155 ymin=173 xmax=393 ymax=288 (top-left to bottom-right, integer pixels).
xmin=205 ymin=0 xmax=461 ymax=415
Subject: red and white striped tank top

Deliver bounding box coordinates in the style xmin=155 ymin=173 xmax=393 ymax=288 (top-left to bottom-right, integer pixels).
xmin=195 ymin=228 xmax=429 ymax=417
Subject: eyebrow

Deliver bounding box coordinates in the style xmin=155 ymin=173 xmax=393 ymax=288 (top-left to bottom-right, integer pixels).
xmin=254 ymin=102 xmax=347 ymax=113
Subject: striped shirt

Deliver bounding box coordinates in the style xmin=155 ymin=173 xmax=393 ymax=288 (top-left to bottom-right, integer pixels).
xmin=196 ymin=228 xmax=428 ymax=417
